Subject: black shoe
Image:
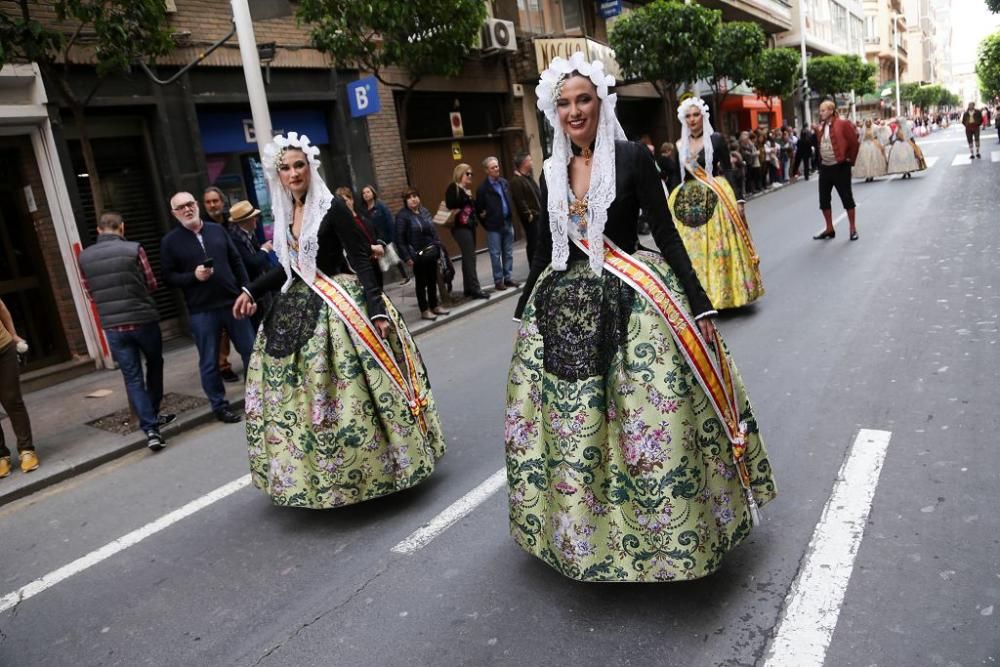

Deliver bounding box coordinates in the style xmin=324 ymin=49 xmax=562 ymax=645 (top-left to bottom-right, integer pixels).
xmin=504 ymin=279 xmax=520 ymax=288
xmin=220 ymin=369 xmax=240 ymax=383
xmin=849 ymin=230 xmax=859 ymax=241
xmin=977 ymin=153 xmax=982 ymax=159
xmin=468 ymin=291 xmax=490 ymax=300
xmin=214 ymin=408 xmax=242 ymax=424
xmin=813 ymin=229 xmax=836 ymax=240
xmin=157 ymin=413 xmax=177 ymax=428
xmin=146 ymin=430 xmax=166 ymax=451
xmin=494 ymin=281 xmax=508 ymax=291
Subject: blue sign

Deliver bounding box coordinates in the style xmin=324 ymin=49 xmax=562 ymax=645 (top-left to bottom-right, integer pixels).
xmin=347 ymin=76 xmax=381 ymax=118
xmin=598 ymin=0 xmax=621 ymax=19
xmin=197 ymin=109 xmax=330 ymax=154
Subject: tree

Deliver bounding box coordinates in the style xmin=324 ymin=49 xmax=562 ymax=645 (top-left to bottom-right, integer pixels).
xmin=899 ymin=81 xmax=921 ymax=103
xmin=987 ymin=0 xmax=1000 ymax=13
xmin=843 ymin=55 xmax=877 ymax=97
xmin=806 ymin=55 xmax=851 ymax=98
xmin=297 ymin=0 xmax=487 ymax=179
xmin=976 ymin=31 xmax=1000 ymax=102
xmin=707 ymin=21 xmax=766 ymax=125
xmin=0 ymin=1 xmax=174 ymax=213
xmin=610 ymin=0 xmax=720 ymax=139
xmin=748 ymin=48 xmax=800 ymax=113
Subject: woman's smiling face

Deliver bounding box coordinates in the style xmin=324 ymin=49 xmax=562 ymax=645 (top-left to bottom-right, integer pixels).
xmin=556 ymin=74 xmax=600 ymax=147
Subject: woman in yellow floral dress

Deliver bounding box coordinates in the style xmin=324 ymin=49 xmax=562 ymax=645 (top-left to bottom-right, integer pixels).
xmin=668 ymin=99 xmax=764 ymax=309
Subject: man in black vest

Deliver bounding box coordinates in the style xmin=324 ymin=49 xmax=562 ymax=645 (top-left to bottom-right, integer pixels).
xmin=509 ymin=153 xmax=541 ymax=266
xmin=962 ymin=102 xmax=983 ymax=159
xmin=78 ymin=211 xmax=174 ymax=450
xmin=161 ymin=192 xmax=254 ymax=424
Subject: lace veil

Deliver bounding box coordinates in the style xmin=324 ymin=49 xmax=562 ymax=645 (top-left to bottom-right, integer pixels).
xmin=262 ymin=132 xmax=334 ymax=292
xmin=677 ymin=97 xmax=715 ymax=182
xmin=535 ymin=52 xmax=626 ymax=275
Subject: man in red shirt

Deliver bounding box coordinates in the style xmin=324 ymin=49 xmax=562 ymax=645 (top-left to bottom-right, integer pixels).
xmin=813 ymin=99 xmax=861 ymax=241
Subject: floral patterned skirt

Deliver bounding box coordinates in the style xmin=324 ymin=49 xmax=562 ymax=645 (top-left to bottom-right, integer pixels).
xmin=505 ymin=256 xmax=776 ymax=582
xmin=668 ymin=177 xmax=764 ymax=310
xmin=245 ymin=277 xmax=446 ymax=509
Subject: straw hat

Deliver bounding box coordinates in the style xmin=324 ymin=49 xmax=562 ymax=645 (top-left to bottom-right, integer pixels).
xmin=229 ymin=200 xmax=260 ymax=223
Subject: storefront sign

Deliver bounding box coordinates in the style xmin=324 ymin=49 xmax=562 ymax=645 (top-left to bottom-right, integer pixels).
xmin=534 ymin=38 xmax=622 ymax=82
xmin=198 ymin=110 xmax=329 ymax=155
xmin=597 ymin=0 xmax=622 ymax=19
xmin=347 ymin=75 xmax=381 ymax=118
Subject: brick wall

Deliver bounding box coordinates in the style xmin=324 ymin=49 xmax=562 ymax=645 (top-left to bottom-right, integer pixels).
xmin=366 ymin=77 xmax=409 ymax=204
xmin=10 ymin=135 xmax=88 ymax=358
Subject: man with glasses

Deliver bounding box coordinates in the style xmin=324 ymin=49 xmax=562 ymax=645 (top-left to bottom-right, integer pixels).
xmin=475 ymin=156 xmax=519 ymax=291
xmin=160 ymin=192 xmax=254 ymax=424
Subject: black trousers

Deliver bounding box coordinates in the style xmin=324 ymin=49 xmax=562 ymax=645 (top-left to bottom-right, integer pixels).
xmin=818 ymin=162 xmax=855 ymax=211
xmin=794 ymin=152 xmax=812 ymax=180
xmin=0 ymin=343 xmax=33 ymax=457
xmin=413 ymin=255 xmax=439 ymax=312
xmin=450 ymin=225 xmax=481 ymax=295
xmin=966 ymin=127 xmax=981 ymax=152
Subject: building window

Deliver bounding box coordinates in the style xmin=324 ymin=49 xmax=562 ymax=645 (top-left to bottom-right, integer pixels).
xmin=865 ymin=15 xmax=878 ymax=43
xmin=561 ymin=0 xmax=584 ymax=32
xmin=517 ymin=0 xmax=546 ymax=35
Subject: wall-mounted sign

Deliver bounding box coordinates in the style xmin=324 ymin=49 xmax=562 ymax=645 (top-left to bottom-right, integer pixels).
xmin=452 ymin=142 xmax=463 ymax=160
xmin=597 ymin=0 xmax=622 ymax=19
xmin=347 ymin=75 xmax=381 ymax=118
xmin=534 ymin=38 xmax=622 ymax=82
xmin=450 ymin=112 xmax=464 ymax=138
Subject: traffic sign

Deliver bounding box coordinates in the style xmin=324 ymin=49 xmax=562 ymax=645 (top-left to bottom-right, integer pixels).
xmin=347 ymin=76 xmax=381 ymax=118
xmin=597 ymin=0 xmax=621 ymax=19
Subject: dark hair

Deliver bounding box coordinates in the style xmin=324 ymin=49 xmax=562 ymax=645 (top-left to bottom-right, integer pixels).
xmin=97 ymin=210 xmax=123 ymax=231
xmin=401 ymin=186 xmax=420 ymax=204
xmin=203 ymin=186 xmax=227 ymax=205
xmin=362 ymin=184 xmax=379 ymax=201
xmin=513 ymin=152 xmax=531 ymax=170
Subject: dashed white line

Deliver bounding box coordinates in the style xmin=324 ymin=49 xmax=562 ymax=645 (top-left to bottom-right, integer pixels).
xmin=761 ymin=429 xmax=893 ymax=667
xmin=0 ymin=474 xmax=252 ymax=614
xmin=391 ymin=468 xmax=506 ymax=554
xmin=951 ymin=154 xmax=974 ymax=166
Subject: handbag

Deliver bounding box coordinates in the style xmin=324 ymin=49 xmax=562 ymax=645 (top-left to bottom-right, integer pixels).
xmin=432 ymin=201 xmax=457 ymax=228
xmin=378 ymin=242 xmax=401 ymax=273
xmin=416 ymin=243 xmax=440 ymax=261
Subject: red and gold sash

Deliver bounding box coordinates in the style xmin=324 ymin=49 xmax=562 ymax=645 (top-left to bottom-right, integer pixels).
xmin=294 ymin=265 xmax=430 ymax=433
xmin=690 ymin=166 xmax=760 ymax=267
xmin=574 ymin=235 xmax=761 ymax=523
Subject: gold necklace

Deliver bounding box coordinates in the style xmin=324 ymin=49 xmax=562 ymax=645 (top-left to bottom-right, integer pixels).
xmin=580 ymin=146 xmax=592 ymax=165
xmin=568 ymin=196 xmax=589 ymax=218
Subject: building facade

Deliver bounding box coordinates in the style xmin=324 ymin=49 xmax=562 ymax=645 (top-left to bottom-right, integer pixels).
xmin=776 ymin=0 xmax=866 ymax=57
xmin=902 ymin=0 xmax=935 ymax=84
xmin=863 ymin=0 xmax=909 ymax=88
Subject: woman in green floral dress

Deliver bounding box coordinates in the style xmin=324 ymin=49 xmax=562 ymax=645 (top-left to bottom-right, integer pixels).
xmin=233 ymin=132 xmax=445 ymax=509
xmin=508 ymin=53 xmax=776 ymax=582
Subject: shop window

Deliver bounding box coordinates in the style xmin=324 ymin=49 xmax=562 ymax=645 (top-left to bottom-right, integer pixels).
xmin=560 ymin=0 xmax=584 ymax=32
xmin=517 ymin=0 xmax=546 ymax=34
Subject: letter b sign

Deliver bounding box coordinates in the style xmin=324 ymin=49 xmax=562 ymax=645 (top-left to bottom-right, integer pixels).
xmin=347 ymin=76 xmax=381 ymax=118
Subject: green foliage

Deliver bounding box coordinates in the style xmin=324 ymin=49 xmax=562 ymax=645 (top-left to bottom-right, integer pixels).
xmin=709 ymin=21 xmax=765 ymax=93
xmin=987 ymin=0 xmax=1000 ymax=13
xmin=909 ymin=84 xmax=960 ymax=110
xmin=0 ymin=1 xmax=173 ymax=77
xmin=843 ymin=55 xmax=877 ymax=97
xmin=297 ymin=0 xmax=487 ymax=88
xmin=609 ymin=0 xmax=721 ymax=92
xmin=899 ymin=81 xmax=921 ymax=102
xmin=748 ymin=48 xmax=800 ymax=106
xmin=806 ymin=55 xmax=851 ymax=97
xmin=976 ymin=30 xmax=1000 ymax=102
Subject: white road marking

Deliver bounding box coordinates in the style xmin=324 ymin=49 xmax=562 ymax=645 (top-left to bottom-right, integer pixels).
xmin=0 ymin=475 xmax=252 ymax=615
xmin=923 ymin=156 xmax=939 ymax=169
xmin=951 ymin=154 xmax=974 ymax=166
xmin=391 ymin=468 xmax=506 ymax=554
xmin=830 ymin=210 xmax=848 ymax=229
xmin=761 ymin=429 xmax=893 ymax=667
xmin=991 ymin=151 xmax=1000 ymax=162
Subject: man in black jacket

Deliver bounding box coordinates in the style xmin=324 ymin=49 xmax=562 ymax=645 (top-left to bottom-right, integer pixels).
xmin=79 ymin=211 xmax=174 ymax=450
xmin=475 ymin=156 xmax=520 ymax=291
xmin=962 ymin=102 xmax=983 ymax=159
xmin=227 ymin=200 xmax=273 ymax=328
xmin=509 ymin=153 xmax=541 ymax=266
xmin=161 ymin=192 xmax=254 ymax=423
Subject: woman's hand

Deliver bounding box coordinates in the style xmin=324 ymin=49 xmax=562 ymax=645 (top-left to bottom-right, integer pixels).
xmin=371 ymin=244 xmax=385 ymax=259
xmin=406 ymin=259 xmax=414 ymax=268
xmin=233 ymin=292 xmax=257 ymax=320
xmin=738 ymin=202 xmax=746 ymax=220
xmin=698 ymin=317 xmax=717 ymax=344
xmin=374 ymin=318 xmax=390 ymax=339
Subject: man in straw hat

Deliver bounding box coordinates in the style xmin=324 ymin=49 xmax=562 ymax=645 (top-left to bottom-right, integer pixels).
xmin=227 ymin=200 xmax=273 ymax=328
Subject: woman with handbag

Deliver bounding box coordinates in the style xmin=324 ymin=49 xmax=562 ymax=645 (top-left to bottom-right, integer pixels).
xmin=336 ymin=186 xmax=385 ymax=287
xmin=361 ymin=184 xmax=409 ymax=284
xmin=445 ymin=164 xmax=488 ymax=299
xmin=395 ymin=186 xmax=450 ymax=321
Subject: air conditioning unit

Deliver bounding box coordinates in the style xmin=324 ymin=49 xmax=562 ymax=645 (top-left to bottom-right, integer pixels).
xmin=481 ymin=19 xmax=517 ymax=53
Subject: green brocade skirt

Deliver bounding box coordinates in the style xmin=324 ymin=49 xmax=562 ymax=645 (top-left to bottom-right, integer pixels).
xmin=505 ymin=254 xmax=776 ymax=582
xmin=245 ymin=276 xmax=445 ymax=509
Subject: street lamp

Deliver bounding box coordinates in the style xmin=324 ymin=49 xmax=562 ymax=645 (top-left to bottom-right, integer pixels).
xmin=893 ymin=12 xmax=902 ymax=118
xmin=232 ymin=0 xmax=273 ymax=157
xmin=799 ymin=0 xmax=811 ymax=127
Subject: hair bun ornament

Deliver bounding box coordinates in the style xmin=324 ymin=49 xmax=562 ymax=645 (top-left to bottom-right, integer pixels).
xmin=263 ymin=131 xmax=323 ymax=172
xmin=535 ymin=51 xmax=616 ymax=126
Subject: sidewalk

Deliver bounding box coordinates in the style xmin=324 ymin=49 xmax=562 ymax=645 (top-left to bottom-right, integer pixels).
xmin=0 ymin=242 xmax=531 ymax=506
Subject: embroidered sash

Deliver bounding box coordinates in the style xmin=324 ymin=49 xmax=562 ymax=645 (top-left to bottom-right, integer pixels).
xmin=573 ymin=235 xmax=761 ymax=523
xmin=690 ymin=165 xmax=760 ymax=267
xmin=292 ymin=264 xmax=430 ymax=433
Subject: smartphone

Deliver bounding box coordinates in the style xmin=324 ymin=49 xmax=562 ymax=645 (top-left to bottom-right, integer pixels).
xmin=202 ymin=257 xmax=214 ymax=269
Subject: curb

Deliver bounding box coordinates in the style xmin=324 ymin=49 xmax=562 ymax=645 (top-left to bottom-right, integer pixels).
xmin=0 ymin=286 xmax=523 ymax=507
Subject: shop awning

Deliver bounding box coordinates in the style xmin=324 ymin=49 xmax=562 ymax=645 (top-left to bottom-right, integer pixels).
xmin=721 ymin=94 xmax=782 ymax=112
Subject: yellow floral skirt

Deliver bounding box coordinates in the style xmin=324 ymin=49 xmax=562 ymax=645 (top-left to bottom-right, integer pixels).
xmin=668 ymin=177 xmax=764 ymax=310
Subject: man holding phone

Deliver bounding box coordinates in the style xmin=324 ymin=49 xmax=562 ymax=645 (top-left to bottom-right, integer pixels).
xmin=161 ymin=192 xmax=255 ymax=423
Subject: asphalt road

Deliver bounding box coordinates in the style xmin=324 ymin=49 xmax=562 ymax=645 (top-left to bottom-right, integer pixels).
xmin=1 ymin=125 xmax=998 ymax=667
